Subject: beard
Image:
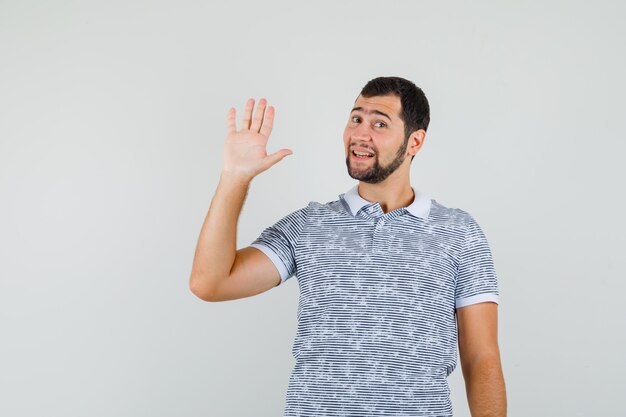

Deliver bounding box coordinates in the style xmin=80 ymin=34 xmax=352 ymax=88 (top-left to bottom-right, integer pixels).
xmin=345 ymin=138 xmax=409 ymax=184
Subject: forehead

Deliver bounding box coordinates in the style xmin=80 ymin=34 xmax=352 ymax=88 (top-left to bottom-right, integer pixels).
xmin=352 ymin=94 xmax=402 ymax=120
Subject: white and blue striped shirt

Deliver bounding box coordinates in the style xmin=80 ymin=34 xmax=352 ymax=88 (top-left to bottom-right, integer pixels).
xmin=251 ymin=184 xmax=499 ymax=416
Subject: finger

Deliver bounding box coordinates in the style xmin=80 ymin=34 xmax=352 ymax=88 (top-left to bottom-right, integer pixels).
xmin=259 ymin=105 xmax=275 ymax=138
xmin=250 ymin=98 xmax=267 ymax=133
xmin=227 ymin=107 xmax=237 ymax=134
xmin=261 ymin=148 xmax=293 ymax=171
xmin=241 ymin=98 xmax=254 ymax=130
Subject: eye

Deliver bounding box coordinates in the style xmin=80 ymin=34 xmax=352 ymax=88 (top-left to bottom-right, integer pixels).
xmin=351 ymin=116 xmax=361 ymax=123
xmin=374 ymin=121 xmax=387 ymax=128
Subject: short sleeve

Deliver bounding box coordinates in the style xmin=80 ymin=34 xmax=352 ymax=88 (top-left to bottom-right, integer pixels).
xmin=455 ymin=212 xmax=500 ymax=309
xmin=249 ymin=204 xmax=309 ymax=285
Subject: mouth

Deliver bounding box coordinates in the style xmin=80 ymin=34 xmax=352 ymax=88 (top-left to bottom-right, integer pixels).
xmin=350 ymin=149 xmax=375 ymax=161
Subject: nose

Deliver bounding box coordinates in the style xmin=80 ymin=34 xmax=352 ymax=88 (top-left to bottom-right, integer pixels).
xmin=351 ymin=120 xmax=372 ymax=141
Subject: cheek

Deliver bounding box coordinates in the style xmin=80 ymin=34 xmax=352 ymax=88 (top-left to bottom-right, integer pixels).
xmin=342 ymin=130 xmax=351 ymax=147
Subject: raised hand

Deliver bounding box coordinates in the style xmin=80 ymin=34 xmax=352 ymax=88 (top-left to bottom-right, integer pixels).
xmin=221 ymin=98 xmax=293 ymax=183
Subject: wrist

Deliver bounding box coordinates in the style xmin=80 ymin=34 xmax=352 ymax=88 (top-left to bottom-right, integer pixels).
xmin=219 ymin=171 xmax=252 ymax=188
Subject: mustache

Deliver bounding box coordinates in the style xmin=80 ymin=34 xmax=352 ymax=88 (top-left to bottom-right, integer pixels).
xmin=349 ymin=144 xmax=377 ymax=154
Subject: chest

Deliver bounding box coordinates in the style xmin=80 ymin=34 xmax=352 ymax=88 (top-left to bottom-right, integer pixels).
xmin=294 ymin=219 xmax=462 ymax=311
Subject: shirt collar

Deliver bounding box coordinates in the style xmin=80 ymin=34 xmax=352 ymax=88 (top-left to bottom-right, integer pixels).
xmin=340 ymin=184 xmax=431 ymax=220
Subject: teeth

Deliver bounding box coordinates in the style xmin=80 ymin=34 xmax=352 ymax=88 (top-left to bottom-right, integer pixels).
xmin=353 ymin=151 xmax=373 ymax=157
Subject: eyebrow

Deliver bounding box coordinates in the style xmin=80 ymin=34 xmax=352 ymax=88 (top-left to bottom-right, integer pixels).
xmin=351 ymin=107 xmax=392 ymax=122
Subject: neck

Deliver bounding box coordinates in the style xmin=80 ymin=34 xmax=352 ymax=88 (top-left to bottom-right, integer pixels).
xmin=357 ymin=176 xmax=414 ymax=214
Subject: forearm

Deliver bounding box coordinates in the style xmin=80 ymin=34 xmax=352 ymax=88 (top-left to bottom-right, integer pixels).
xmin=189 ymin=173 xmax=251 ymax=298
xmin=463 ymin=355 xmax=507 ymax=417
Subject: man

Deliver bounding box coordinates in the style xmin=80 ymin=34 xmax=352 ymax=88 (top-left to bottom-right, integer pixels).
xmin=189 ymin=76 xmax=507 ymax=416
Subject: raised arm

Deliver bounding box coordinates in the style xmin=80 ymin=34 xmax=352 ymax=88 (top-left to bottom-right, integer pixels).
xmin=189 ymin=98 xmax=293 ymax=301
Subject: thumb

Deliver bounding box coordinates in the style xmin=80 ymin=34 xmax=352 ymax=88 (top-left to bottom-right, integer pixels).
xmin=262 ymin=149 xmax=293 ymax=169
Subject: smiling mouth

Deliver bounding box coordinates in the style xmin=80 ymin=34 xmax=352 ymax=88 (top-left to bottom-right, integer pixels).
xmin=351 ymin=150 xmax=375 ymax=160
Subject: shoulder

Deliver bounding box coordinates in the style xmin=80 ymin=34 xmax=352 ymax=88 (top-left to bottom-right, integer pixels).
xmin=428 ymin=198 xmax=477 ymax=232
xmin=302 ymin=196 xmax=351 ymax=217
xmin=268 ymin=196 xmax=349 ymax=229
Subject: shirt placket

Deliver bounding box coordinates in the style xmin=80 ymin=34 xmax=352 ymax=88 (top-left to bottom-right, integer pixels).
xmin=359 ymin=204 xmax=394 ymax=255
xmin=373 ymin=216 xmax=388 ymax=255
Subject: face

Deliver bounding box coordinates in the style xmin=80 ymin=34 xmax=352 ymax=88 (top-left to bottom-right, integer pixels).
xmin=343 ymin=94 xmax=409 ymax=184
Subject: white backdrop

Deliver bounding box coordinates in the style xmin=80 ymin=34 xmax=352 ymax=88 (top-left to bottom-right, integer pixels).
xmin=1 ymin=1 xmax=625 ymax=416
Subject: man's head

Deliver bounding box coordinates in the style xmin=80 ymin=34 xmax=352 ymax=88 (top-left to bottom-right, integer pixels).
xmin=344 ymin=76 xmax=430 ymax=184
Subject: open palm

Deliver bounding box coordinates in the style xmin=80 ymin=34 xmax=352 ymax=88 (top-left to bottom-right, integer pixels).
xmin=222 ymin=98 xmax=292 ymax=182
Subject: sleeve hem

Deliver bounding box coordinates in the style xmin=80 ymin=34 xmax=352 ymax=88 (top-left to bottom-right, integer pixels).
xmin=250 ymin=243 xmax=289 ymax=283
xmin=455 ymin=293 xmax=499 ymax=309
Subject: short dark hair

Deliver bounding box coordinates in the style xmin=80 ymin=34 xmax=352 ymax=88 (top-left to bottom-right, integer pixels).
xmin=359 ymin=76 xmax=430 ymax=162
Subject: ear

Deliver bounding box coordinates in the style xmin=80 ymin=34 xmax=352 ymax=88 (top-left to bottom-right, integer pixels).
xmin=407 ymin=129 xmax=426 ymax=156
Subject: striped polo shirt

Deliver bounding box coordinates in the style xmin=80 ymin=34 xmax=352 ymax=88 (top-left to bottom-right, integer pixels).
xmin=250 ymin=184 xmax=499 ymax=417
